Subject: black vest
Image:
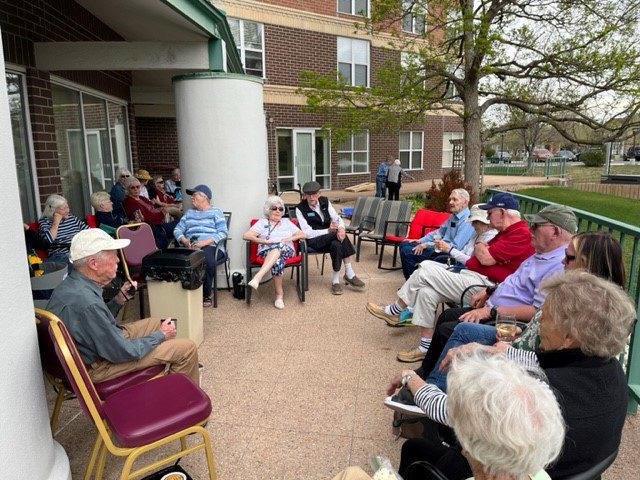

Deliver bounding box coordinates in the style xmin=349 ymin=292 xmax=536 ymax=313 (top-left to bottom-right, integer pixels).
xmin=297 ymin=197 xmax=331 ymax=230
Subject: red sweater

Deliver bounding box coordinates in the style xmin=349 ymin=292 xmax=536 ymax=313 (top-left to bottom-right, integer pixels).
xmin=123 ymin=196 xmax=165 ymax=225
xmin=466 ymin=220 xmax=534 ymax=283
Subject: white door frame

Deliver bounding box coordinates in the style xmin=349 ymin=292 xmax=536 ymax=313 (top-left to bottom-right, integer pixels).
xmin=293 ymin=128 xmax=316 ymax=189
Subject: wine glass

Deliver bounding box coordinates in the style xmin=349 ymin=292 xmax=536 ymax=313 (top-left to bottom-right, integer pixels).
xmin=495 ymin=313 xmax=517 ymax=344
xmin=432 ymin=231 xmax=442 ymax=253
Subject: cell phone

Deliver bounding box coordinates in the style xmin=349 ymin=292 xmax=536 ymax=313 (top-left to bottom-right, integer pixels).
xmin=126 ymin=284 xmax=137 ymax=298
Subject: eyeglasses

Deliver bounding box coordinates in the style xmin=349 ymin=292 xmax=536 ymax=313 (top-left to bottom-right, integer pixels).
xmin=129 ymin=185 xmax=141 ymax=190
xmin=564 ymin=250 xmax=576 ymax=262
xmin=270 ymin=206 xmax=285 ymax=212
xmin=121 ymin=174 xmax=130 ymax=178
xmin=529 ymin=223 xmax=555 ymax=232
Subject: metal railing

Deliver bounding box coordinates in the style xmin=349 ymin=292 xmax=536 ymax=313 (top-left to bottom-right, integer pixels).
xmin=482 ymin=157 xmax=567 ymax=179
xmin=485 ymin=189 xmax=640 ymax=412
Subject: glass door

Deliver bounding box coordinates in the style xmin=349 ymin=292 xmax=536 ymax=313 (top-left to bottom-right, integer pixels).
xmin=294 ymin=130 xmax=314 ymax=188
xmin=277 ymin=128 xmax=331 ymax=191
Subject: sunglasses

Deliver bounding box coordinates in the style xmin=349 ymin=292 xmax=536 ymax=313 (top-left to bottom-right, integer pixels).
xmin=529 ymin=223 xmax=556 ymax=232
xmin=564 ymin=250 xmax=576 ymax=262
xmin=156 ymin=180 xmax=164 ymax=184
xmin=270 ymin=206 xmax=285 ymax=212
xmin=121 ymin=174 xmax=130 ymax=178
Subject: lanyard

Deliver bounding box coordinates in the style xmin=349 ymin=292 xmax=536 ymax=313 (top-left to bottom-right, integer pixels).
xmin=265 ymin=221 xmax=280 ymax=240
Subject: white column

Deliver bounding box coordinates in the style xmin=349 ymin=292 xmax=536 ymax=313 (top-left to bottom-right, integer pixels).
xmin=0 ymin=32 xmax=71 ymax=480
xmin=173 ymin=73 xmax=269 ymax=276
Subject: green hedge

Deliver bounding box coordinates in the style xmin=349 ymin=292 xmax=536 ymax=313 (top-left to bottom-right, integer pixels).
xmin=580 ymin=150 xmax=605 ymax=167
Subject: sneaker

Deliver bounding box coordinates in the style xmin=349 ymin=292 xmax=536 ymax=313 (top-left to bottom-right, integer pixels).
xmin=365 ymin=302 xmax=400 ymax=326
xmin=397 ymin=347 xmax=427 ymax=363
xmin=202 ymin=297 xmax=212 ymax=308
xmin=344 ymin=274 xmax=365 ymax=288
xmin=274 ymin=298 xmax=285 ymax=309
xmin=384 ymin=387 xmax=426 ymax=417
xmin=332 ymin=283 xmax=344 ymax=295
xmin=247 ymin=278 xmax=259 ymax=291
xmin=398 ymin=307 xmax=413 ymax=323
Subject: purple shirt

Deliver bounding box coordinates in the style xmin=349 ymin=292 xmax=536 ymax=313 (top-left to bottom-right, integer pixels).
xmin=487 ymin=244 xmax=566 ymax=308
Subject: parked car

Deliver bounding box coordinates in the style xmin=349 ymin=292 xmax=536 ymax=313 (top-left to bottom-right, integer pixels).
xmin=530 ymin=148 xmax=553 ymax=162
xmin=624 ymin=146 xmax=640 ymax=161
xmin=490 ymin=150 xmax=512 ymax=163
xmin=555 ymin=150 xmax=576 ymax=162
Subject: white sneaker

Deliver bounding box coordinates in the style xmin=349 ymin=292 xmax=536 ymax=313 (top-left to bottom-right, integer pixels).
xmin=274 ymin=298 xmax=285 ymax=309
xmin=248 ymin=278 xmax=259 ymax=291
xmin=383 ymin=395 xmax=427 ymax=417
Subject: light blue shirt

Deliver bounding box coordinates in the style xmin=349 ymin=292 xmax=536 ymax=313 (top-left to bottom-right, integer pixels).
xmin=418 ymin=207 xmax=473 ymax=250
xmin=173 ymin=206 xmax=228 ymax=252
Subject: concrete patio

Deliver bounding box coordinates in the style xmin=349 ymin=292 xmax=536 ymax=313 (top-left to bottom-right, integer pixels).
xmin=47 ymin=233 xmax=640 ymax=479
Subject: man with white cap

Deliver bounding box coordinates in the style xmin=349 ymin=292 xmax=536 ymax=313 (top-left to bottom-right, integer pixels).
xmin=46 ymin=229 xmax=200 ymax=385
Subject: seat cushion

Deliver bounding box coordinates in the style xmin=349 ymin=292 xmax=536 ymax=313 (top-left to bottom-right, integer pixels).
xmin=94 ymin=364 xmax=165 ymax=399
xmin=384 ymin=234 xmax=407 ymax=243
xmin=254 ymin=255 xmax=302 ymax=265
xmin=103 ymin=373 xmax=212 ymax=448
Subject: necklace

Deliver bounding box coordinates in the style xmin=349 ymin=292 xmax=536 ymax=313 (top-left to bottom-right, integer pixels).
xmin=265 ymin=220 xmax=280 ymax=240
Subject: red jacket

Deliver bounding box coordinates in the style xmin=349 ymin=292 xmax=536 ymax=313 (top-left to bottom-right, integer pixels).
xmin=123 ymin=195 xmax=165 ymax=225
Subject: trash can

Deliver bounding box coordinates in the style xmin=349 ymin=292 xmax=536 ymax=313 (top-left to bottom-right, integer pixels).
xmin=142 ymin=249 xmax=205 ymax=346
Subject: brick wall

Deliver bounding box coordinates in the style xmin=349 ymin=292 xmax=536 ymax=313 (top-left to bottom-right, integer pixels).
xmin=135 ymin=117 xmax=180 ymax=177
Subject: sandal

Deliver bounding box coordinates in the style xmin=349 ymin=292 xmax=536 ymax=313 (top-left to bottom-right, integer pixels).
xmin=202 ymin=297 xmax=213 ymax=308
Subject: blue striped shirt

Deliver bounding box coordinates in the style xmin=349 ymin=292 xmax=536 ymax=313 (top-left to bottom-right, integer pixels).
xmin=173 ymin=206 xmax=228 ymax=251
xmin=38 ymin=214 xmax=89 ymax=257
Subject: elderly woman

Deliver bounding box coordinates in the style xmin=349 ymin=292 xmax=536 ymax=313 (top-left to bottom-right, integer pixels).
xmin=242 ymin=196 xmax=305 ymax=309
xmin=122 ymin=176 xmax=177 ymax=249
xmin=389 ymin=270 xmax=634 ymax=479
xmin=110 ymin=168 xmax=131 ymax=218
xmin=148 ymin=175 xmax=183 ymax=220
xmin=90 ymin=191 xmax=126 ymax=233
xmin=134 ymin=169 xmax=152 ymax=199
xmin=173 ymin=185 xmax=228 ymax=307
xmin=38 ymin=194 xmax=89 ymax=266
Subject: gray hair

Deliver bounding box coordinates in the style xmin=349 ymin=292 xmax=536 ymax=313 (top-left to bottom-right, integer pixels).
xmin=541 ymin=270 xmax=635 ymax=358
xmin=506 ymin=208 xmax=521 ymax=218
xmin=115 ymin=168 xmax=131 ymax=179
xmin=90 ymin=191 xmax=111 ymax=210
xmin=152 ymin=175 xmax=164 ymax=185
xmin=263 ymin=196 xmax=285 ymax=218
xmin=447 ymin=348 xmax=565 ymax=478
xmin=450 ymin=188 xmax=470 ymax=203
xmin=124 ymin=176 xmax=141 ymax=190
xmin=72 ymin=250 xmax=109 ymax=270
xmin=41 ymin=194 xmax=67 ymax=220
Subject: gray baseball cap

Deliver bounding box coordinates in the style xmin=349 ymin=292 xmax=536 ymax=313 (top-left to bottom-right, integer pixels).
xmin=524 ymin=204 xmax=578 ymax=234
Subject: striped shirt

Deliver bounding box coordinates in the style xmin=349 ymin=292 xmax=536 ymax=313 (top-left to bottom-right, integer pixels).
xmin=38 ymin=214 xmax=89 ymax=257
xmin=173 ymin=206 xmax=228 ymax=252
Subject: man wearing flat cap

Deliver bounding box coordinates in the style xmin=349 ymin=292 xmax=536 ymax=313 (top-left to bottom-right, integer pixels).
xmin=46 ymin=229 xmax=200 ymax=385
xmin=296 ymin=181 xmax=365 ymax=295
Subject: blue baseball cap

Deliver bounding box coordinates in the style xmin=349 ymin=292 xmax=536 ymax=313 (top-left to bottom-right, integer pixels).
xmin=478 ymin=192 xmax=520 ymax=211
xmin=185 ymin=184 xmax=212 ymax=200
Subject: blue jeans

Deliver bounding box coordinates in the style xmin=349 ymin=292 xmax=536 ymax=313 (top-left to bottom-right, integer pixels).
xmin=426 ymin=322 xmax=497 ymax=391
xmin=399 ymin=240 xmax=436 ymax=280
xmin=375 ymin=177 xmax=386 ymax=197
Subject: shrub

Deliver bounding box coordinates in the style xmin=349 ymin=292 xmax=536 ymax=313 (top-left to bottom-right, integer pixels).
xmin=580 ymin=150 xmax=605 ymax=167
xmin=485 ymin=148 xmax=496 ymax=159
xmin=425 ymin=169 xmax=474 ymax=211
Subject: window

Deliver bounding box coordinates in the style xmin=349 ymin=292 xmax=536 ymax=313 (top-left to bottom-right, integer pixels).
xmin=337 ymin=131 xmax=369 ymax=174
xmin=228 ymin=18 xmax=265 ymax=78
xmin=337 ymin=37 xmax=370 ymax=87
xmin=338 ymin=0 xmax=368 ymax=16
xmin=402 ymin=1 xmax=426 ymax=34
xmin=7 ymin=71 xmax=38 ymax=220
xmin=400 ymin=51 xmax=425 ymax=87
xmin=399 ymin=131 xmax=423 ymax=169
xmin=442 ymin=132 xmax=464 ymax=167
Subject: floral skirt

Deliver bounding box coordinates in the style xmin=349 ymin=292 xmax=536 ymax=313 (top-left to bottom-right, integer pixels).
xmin=257 ymin=243 xmax=295 ymax=276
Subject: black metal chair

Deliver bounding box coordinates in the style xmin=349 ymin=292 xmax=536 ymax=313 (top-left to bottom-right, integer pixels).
xmin=210 ymin=211 xmax=232 ymax=308
xmin=559 ymin=449 xmax=618 ymax=480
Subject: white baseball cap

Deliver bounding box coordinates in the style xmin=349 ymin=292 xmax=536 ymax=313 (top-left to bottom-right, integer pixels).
xmin=466 ymin=204 xmax=491 ymax=224
xmin=70 ymin=229 xmax=130 ymax=262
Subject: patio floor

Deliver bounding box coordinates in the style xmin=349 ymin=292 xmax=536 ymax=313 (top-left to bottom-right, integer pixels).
xmin=48 ymin=237 xmax=640 ymax=479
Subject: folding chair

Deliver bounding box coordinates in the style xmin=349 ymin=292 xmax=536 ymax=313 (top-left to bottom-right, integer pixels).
xmin=245 ymin=219 xmax=306 ymax=304
xmin=345 ymin=196 xmax=383 ymax=245
xmin=378 ymin=208 xmax=450 ymax=270
xmin=356 ymin=201 xmax=412 ymax=262
xmin=562 ymin=449 xmax=618 ymax=480
xmin=47 ymin=313 xmax=216 ymax=480
xmin=210 ymin=211 xmax=232 ymax=308
xmin=35 ymin=309 xmax=165 ymax=432
xmin=116 ymin=223 xmax=158 ymax=317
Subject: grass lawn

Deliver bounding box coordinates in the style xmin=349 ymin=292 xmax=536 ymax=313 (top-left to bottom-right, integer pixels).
xmin=483 ymin=163 xmax=640 ymax=184
xmin=515 ymin=187 xmax=640 ymax=226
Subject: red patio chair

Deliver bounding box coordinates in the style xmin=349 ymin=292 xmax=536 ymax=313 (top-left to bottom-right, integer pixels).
xmin=245 ymin=218 xmax=306 ymax=304
xmin=377 ymin=208 xmax=450 ymax=270
xmin=27 ymin=221 xmax=48 ymax=259
xmin=85 ymin=214 xmax=98 ymax=227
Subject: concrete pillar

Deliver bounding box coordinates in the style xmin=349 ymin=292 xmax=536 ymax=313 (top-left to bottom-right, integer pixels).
xmin=173 ymin=72 xmax=269 ymax=276
xmin=0 ymin=32 xmax=71 ymax=480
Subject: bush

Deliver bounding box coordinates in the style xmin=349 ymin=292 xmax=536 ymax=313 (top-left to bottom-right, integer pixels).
xmin=425 ymin=169 xmax=474 ymax=211
xmin=580 ymin=150 xmax=605 ymax=167
xmin=485 ymin=148 xmax=496 ymax=159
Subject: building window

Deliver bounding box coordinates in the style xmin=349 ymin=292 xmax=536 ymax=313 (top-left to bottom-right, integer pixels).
xmin=7 ymin=71 xmax=38 ymax=220
xmin=276 ymin=129 xmax=331 ymax=191
xmin=337 ymin=131 xmax=369 ymax=174
xmin=402 ymin=1 xmax=426 ymax=34
xmin=399 ymin=131 xmax=423 ymax=169
xmin=337 ymin=37 xmax=370 ymax=87
xmin=338 ymin=0 xmax=368 ymax=16
xmin=228 ymin=18 xmax=265 ymax=78
xmin=442 ymin=131 xmax=464 ymax=168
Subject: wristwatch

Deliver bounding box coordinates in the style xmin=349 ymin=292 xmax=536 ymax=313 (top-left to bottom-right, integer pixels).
xmin=489 ymin=306 xmax=498 ymax=320
xmin=401 ymin=373 xmax=414 ymax=387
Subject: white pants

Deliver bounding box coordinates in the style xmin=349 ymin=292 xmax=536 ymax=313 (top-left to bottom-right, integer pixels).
xmin=397 ymin=261 xmax=495 ymax=328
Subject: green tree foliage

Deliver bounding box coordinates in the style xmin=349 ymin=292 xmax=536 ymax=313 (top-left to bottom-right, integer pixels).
xmin=300 ymin=0 xmax=640 ymax=196
xmin=580 ymin=150 xmax=605 ymax=167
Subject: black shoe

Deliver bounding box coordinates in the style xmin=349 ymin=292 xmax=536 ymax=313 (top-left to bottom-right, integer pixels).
xmin=392 ymin=386 xmax=416 ymax=406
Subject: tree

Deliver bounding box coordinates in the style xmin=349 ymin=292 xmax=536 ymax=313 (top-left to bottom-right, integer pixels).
xmin=301 ymin=0 xmax=640 ymax=195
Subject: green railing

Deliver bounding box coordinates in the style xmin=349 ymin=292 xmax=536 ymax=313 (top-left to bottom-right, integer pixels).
xmin=486 ymin=189 xmax=640 ymax=412
xmin=482 ymin=157 xmax=567 ymax=178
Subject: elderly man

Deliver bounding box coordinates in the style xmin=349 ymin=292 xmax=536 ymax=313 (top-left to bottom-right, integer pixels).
xmin=165 ymin=167 xmax=181 ymax=198
xmin=46 ymin=229 xmax=200 ymax=385
xmin=296 ymin=181 xmax=364 ymax=295
xmin=109 ymin=168 xmax=131 ymax=219
xmin=398 ymin=188 xmax=474 ymax=279
xmin=367 ymin=192 xmax=534 ymax=362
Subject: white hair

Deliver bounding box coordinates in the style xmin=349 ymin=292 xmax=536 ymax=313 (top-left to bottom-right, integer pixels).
xmin=90 ymin=191 xmax=110 ymax=210
xmin=451 ymin=188 xmax=470 ymax=202
xmin=41 ymin=194 xmax=67 ymax=220
xmin=447 ymin=348 xmax=565 ymax=478
xmin=72 ymin=250 xmax=109 ymax=270
xmin=115 ymin=168 xmax=131 ymax=179
xmin=506 ymin=208 xmax=521 ymax=218
xmin=263 ymin=196 xmax=285 ymax=218
xmin=124 ymin=176 xmax=141 ymax=190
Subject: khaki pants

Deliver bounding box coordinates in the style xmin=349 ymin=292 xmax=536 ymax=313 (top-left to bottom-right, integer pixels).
xmin=89 ymin=317 xmax=200 ymax=386
xmin=398 ymin=261 xmax=494 ymax=328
